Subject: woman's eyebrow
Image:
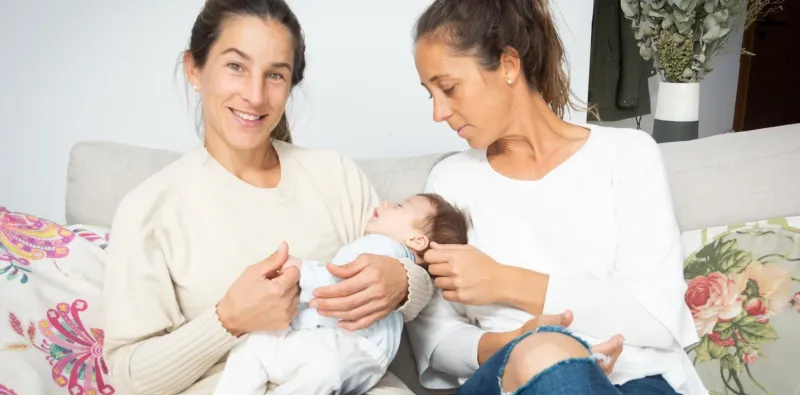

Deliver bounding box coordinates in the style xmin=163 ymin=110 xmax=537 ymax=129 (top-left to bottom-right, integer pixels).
xmin=221 ymin=47 xmax=293 ymax=71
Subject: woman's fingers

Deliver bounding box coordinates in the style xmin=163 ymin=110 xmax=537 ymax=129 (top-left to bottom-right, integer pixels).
xmin=434 ymin=276 xmax=456 ymax=290
xmin=325 ymin=259 xmax=369 ymax=280
xmin=274 ymin=265 xmax=300 ymax=291
xmin=322 ymin=296 xmax=383 ymax=321
xmin=340 ymin=310 xmax=386 ymax=332
xmin=422 ymin=248 xmax=453 ymax=265
xmin=441 ymin=289 xmax=461 ymax=302
xmin=312 ymin=272 xmax=369 ymax=299
xmin=258 ymin=241 xmax=290 ymax=278
xmin=314 ymin=287 xmax=371 ymax=313
xmin=426 ymin=262 xmax=454 ymax=277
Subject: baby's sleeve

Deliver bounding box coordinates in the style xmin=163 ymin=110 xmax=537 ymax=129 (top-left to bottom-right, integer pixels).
xmin=298 ymin=261 xmax=340 ymax=304
xmin=331 ymin=234 xmax=410 ymax=265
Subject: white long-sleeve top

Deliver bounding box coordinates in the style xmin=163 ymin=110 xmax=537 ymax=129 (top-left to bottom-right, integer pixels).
xmin=406 ymin=126 xmax=707 ymax=395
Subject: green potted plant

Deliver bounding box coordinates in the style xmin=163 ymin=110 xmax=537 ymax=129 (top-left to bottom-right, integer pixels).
xmin=620 ymin=0 xmax=781 ymax=142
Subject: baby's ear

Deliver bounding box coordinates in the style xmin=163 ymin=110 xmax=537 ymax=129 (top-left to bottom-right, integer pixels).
xmin=405 ymin=234 xmax=430 ymax=252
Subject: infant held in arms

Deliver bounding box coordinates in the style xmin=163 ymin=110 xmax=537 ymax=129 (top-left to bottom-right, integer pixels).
xmin=213 ymin=193 xmax=469 ymax=395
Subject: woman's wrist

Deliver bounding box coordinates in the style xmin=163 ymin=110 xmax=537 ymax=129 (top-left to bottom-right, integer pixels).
xmin=216 ymin=299 xmax=243 ymax=337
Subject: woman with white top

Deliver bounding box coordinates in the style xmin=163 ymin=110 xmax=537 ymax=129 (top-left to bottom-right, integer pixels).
xmin=406 ymin=0 xmax=707 ymax=394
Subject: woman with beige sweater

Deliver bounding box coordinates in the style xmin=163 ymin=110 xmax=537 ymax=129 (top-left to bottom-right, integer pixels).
xmin=99 ymin=1 xmax=437 ymax=394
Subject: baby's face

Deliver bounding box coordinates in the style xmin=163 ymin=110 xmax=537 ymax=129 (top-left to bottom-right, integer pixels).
xmin=366 ymin=195 xmax=434 ymax=249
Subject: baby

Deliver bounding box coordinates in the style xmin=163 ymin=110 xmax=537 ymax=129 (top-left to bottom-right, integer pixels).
xmin=214 ymin=193 xmax=469 ymax=395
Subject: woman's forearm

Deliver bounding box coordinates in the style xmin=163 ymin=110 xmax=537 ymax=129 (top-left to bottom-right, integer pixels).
xmin=495 ymin=265 xmax=550 ymax=316
xmin=106 ymin=307 xmax=238 ymax=395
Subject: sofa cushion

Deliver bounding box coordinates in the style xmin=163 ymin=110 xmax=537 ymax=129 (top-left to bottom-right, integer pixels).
xmin=0 ymin=206 xmax=113 ymax=395
xmin=681 ymin=215 xmax=800 ymax=395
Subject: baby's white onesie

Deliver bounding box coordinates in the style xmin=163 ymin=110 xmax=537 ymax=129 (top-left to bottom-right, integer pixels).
xmin=213 ymin=234 xmax=411 ymax=395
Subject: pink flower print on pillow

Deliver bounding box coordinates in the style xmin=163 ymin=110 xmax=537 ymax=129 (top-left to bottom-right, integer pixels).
xmin=0 ymin=206 xmax=75 ymax=284
xmin=38 ymin=300 xmax=114 ymax=395
xmin=685 ymin=272 xmax=746 ymax=336
xmin=0 ymin=206 xmax=74 ymax=260
xmin=6 ymin=300 xmax=115 ymax=394
xmin=0 ymin=384 xmax=19 ymax=395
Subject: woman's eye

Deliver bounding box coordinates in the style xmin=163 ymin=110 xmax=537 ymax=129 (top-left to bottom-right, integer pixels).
xmin=442 ymin=86 xmax=455 ymax=95
xmin=227 ymin=63 xmax=243 ymax=72
xmin=267 ymin=72 xmax=285 ymax=80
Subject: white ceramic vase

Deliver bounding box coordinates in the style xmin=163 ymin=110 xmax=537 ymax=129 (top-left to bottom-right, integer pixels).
xmin=652 ymin=81 xmax=700 ymax=143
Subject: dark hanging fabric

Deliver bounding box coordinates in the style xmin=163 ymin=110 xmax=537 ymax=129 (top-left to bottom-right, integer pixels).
xmin=587 ymin=0 xmax=655 ymax=122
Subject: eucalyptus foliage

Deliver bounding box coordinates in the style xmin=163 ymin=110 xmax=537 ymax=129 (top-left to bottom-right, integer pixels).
xmin=621 ymin=0 xmax=749 ymax=82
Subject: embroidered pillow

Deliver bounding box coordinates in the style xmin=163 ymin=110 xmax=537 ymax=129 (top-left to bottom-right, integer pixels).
xmin=680 ymin=216 xmax=800 ymax=395
xmin=0 ymin=206 xmax=114 ymax=395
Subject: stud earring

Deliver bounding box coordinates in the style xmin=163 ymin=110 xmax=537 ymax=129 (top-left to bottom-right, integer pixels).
xmin=193 ymin=85 xmax=200 ymax=92
xmin=507 ymin=79 xmax=513 ymax=85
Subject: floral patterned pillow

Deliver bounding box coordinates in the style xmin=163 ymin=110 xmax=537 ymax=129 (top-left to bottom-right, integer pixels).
xmin=0 ymin=206 xmax=114 ymax=395
xmin=681 ymin=216 xmax=800 ymax=395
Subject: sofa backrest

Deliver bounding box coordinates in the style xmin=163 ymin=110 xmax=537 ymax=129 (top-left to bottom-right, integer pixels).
xmin=659 ymin=124 xmax=800 ymax=231
xmin=65 ymin=141 xmax=453 ymax=226
xmin=66 ymin=124 xmax=800 ymax=231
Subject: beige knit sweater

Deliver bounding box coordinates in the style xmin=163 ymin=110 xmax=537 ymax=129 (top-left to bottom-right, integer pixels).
xmin=101 ymin=141 xmax=433 ymax=395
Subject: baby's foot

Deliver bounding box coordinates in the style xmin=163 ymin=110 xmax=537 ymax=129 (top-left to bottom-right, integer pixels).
xmin=590 ymin=334 xmax=624 ymax=376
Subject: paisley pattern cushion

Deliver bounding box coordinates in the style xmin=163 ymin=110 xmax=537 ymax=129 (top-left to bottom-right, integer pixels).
xmin=0 ymin=206 xmax=114 ymax=395
xmin=681 ymin=216 xmax=800 ymax=395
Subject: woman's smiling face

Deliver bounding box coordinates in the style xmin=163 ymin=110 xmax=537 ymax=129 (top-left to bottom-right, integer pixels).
xmin=185 ymin=15 xmax=295 ymax=151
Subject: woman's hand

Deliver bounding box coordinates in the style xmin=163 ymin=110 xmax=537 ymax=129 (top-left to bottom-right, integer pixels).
xmin=310 ymin=254 xmax=408 ymax=331
xmin=424 ymin=243 xmax=504 ymax=305
xmin=216 ymin=242 xmax=300 ymax=337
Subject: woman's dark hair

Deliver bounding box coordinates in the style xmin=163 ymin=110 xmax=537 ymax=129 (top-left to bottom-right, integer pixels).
xmin=414 ymin=0 xmax=581 ymax=119
xmin=187 ymin=0 xmax=305 ymax=143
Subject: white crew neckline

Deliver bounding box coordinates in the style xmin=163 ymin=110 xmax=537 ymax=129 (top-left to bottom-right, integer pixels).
xmin=480 ymin=124 xmax=597 ymax=185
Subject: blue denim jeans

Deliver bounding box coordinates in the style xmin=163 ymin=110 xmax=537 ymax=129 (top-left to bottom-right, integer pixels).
xmin=457 ymin=326 xmax=680 ymax=395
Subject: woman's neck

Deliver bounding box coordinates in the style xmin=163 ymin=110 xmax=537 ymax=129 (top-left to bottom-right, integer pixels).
xmin=489 ymin=94 xmax=586 ymax=161
xmin=204 ymin=132 xmax=281 ymax=188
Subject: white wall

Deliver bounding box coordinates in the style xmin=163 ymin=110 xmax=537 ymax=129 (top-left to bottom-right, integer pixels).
xmin=592 ymin=17 xmax=745 ymax=138
xmin=0 ymin=0 xmax=593 ymax=223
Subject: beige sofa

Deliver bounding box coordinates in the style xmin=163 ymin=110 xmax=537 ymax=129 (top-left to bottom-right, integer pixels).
xmin=66 ymin=124 xmax=800 ymax=395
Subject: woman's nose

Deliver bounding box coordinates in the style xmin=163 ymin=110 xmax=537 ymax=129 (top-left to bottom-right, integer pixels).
xmin=432 ymin=98 xmax=453 ymax=123
xmin=242 ymin=78 xmax=267 ymax=107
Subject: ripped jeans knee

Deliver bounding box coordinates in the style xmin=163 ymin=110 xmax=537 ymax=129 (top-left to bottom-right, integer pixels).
xmin=458 ymin=326 xmax=617 ymax=395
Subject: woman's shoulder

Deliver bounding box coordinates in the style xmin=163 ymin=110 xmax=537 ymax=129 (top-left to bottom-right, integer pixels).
xmin=114 ymin=147 xmax=206 ymax=222
xmin=277 ymin=141 xmax=364 ymax=177
xmin=425 ymin=149 xmax=486 ymax=195
xmin=276 ymin=141 xmax=374 ymax=199
xmin=588 ymin=125 xmax=667 ymax=177
xmin=589 ymin=125 xmax=660 ymax=155
xmin=428 ymin=149 xmax=485 ymax=179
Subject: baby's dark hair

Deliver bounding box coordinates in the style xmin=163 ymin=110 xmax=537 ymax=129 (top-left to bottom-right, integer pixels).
xmin=417 ymin=193 xmax=469 ymax=250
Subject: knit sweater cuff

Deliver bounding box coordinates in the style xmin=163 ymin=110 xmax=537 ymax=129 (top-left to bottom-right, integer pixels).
xmin=397 ymin=257 xmax=434 ymax=322
xmin=125 ymin=307 xmax=239 ymax=394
